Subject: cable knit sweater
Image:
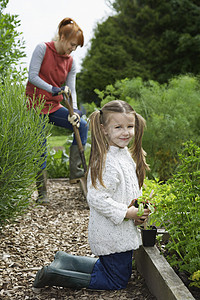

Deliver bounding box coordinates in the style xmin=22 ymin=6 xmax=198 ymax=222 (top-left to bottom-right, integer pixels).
xmin=87 ymin=146 xmax=142 ymax=256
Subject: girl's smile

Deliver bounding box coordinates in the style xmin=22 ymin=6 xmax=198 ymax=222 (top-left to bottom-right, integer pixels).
xmin=102 ymin=113 xmax=135 ymax=148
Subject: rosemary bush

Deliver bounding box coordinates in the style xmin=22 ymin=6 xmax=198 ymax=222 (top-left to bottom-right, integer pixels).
xmin=0 ymin=73 xmax=50 ymax=228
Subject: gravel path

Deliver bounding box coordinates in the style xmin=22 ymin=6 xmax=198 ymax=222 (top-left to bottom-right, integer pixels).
xmin=0 ymin=179 xmax=156 ymax=300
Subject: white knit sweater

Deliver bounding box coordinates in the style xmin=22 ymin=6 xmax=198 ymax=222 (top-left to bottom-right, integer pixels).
xmin=87 ymin=146 xmax=142 ymax=256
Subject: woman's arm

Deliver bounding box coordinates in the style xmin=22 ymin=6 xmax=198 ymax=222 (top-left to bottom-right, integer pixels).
xmin=29 ymin=43 xmax=78 ymax=109
xmin=28 ymin=43 xmax=53 ymax=93
xmin=66 ymin=59 xmax=78 ymax=109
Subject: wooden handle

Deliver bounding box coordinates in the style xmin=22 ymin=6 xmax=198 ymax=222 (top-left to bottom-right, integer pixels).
xmin=63 ymin=93 xmax=87 ymax=173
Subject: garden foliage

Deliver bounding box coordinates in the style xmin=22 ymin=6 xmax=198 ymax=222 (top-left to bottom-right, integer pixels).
xmin=0 ymin=73 xmax=50 ymax=228
xmin=0 ymin=0 xmax=26 ymax=74
xmin=46 ymin=134 xmax=72 ymax=179
xmin=77 ymin=0 xmax=200 ymax=105
xmin=156 ymin=141 xmax=200 ymax=282
xmin=84 ymin=75 xmax=200 ymax=181
xmin=47 ymin=132 xmax=91 ymax=179
xmin=47 ymin=148 xmax=69 ymax=178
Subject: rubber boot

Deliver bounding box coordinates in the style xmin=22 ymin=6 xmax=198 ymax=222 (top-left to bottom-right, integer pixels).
xmin=49 ymin=251 xmax=98 ymax=273
xmin=79 ymin=177 xmax=87 ymax=198
xmin=36 ymin=170 xmax=49 ymax=204
xmin=69 ymin=145 xmax=87 ymax=197
xmin=33 ymin=266 xmax=91 ymax=289
xmin=69 ymin=145 xmax=85 ymax=184
xmin=33 ymin=252 xmax=98 ymax=289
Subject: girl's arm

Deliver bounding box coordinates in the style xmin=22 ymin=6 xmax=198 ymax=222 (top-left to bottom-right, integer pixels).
xmin=87 ymin=165 xmax=129 ymax=225
xmin=28 ymin=43 xmax=52 ymax=93
xmin=88 ymin=189 xmax=128 ymax=225
xmin=125 ymin=206 xmax=149 ymax=224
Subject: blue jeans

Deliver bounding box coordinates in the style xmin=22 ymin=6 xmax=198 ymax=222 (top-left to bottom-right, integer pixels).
xmin=88 ymin=250 xmax=133 ymax=290
xmin=41 ymin=107 xmax=88 ymax=169
xmin=49 ymin=107 xmax=88 ymax=146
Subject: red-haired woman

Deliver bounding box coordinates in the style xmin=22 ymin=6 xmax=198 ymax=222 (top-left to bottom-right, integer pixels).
xmin=26 ymin=18 xmax=88 ymax=203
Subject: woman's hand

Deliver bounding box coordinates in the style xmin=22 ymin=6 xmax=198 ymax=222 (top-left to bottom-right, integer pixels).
xmin=68 ymin=112 xmax=80 ymax=128
xmin=52 ymin=86 xmax=71 ymax=96
xmin=125 ymin=206 xmax=150 ymax=225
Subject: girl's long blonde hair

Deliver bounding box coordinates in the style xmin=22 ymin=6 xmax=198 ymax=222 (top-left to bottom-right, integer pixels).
xmin=88 ymin=100 xmax=149 ymax=189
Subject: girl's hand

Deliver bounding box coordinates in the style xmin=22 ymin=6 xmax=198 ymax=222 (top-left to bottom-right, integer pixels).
xmin=125 ymin=206 xmax=150 ymax=224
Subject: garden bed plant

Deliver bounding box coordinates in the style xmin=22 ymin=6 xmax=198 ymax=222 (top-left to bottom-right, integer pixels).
xmin=135 ymin=192 xmax=157 ymax=247
xmin=154 ymin=141 xmax=200 ymax=293
xmin=128 ymin=142 xmax=200 ymax=297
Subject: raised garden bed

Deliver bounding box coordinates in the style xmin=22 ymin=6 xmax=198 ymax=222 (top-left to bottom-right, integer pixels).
xmin=134 ymin=224 xmax=200 ymax=300
xmin=135 ymin=245 xmax=196 ymax=300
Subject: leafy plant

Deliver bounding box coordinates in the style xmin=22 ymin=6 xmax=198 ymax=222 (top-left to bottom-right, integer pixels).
xmin=156 ymin=141 xmax=200 ymax=275
xmin=0 ymin=0 xmax=26 ymax=74
xmin=78 ymin=0 xmax=200 ymax=105
xmin=0 ymin=72 xmax=50 ymax=228
xmin=124 ymin=188 xmax=157 ymax=226
xmin=136 ymin=192 xmax=155 ymax=215
xmin=88 ymin=75 xmax=200 ymax=181
xmin=190 ymin=270 xmax=200 ymax=289
xmin=46 ymin=131 xmax=91 ymax=179
xmin=133 ymin=191 xmax=156 ymax=230
xmin=47 ymin=148 xmax=70 ymax=178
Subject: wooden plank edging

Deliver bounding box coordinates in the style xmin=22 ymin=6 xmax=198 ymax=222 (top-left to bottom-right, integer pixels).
xmin=134 ymin=246 xmax=195 ymax=300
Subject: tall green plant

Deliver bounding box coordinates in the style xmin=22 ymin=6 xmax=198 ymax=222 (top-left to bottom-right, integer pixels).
xmin=0 ymin=73 xmax=50 ymax=228
xmin=157 ymin=141 xmax=200 ymax=275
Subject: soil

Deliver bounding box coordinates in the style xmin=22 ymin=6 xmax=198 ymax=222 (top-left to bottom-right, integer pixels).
xmin=0 ymin=179 xmax=156 ymax=300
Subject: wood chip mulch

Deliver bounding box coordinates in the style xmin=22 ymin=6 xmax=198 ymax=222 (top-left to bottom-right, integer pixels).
xmin=0 ymin=179 xmax=156 ymax=300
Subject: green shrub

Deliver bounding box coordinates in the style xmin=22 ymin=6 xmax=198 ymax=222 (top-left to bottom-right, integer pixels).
xmin=156 ymin=141 xmax=200 ymax=275
xmin=0 ymin=73 xmax=50 ymax=228
xmin=91 ymin=75 xmax=200 ymax=181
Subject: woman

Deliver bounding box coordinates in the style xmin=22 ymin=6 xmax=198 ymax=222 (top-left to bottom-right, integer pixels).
xmin=26 ymin=17 xmax=88 ymax=203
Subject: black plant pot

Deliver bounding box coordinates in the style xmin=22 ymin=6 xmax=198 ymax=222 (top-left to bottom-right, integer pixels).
xmin=141 ymin=226 xmax=157 ymax=247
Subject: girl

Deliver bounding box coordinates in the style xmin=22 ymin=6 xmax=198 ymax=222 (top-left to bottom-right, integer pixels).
xmin=33 ymin=100 xmax=150 ymax=291
xmin=26 ymin=17 xmax=88 ymax=203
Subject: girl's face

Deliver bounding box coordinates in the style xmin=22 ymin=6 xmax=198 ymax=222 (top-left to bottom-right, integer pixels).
xmin=59 ymin=35 xmax=78 ymax=55
xmin=102 ymin=112 xmax=135 ymax=148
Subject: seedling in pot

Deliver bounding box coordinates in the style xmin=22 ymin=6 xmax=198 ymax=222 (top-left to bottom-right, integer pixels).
xmin=134 ymin=190 xmax=156 ymax=229
xmin=124 ymin=190 xmax=156 ymax=226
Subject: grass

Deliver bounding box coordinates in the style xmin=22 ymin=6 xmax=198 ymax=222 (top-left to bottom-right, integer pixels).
xmin=47 ymin=135 xmax=68 ymax=148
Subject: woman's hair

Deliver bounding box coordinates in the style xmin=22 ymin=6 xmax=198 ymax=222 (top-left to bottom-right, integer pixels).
xmin=88 ymin=100 xmax=149 ymax=189
xmin=58 ymin=17 xmax=84 ymax=47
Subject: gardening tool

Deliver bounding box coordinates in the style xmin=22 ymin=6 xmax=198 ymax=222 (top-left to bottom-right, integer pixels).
xmin=62 ymin=92 xmax=87 ymax=174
